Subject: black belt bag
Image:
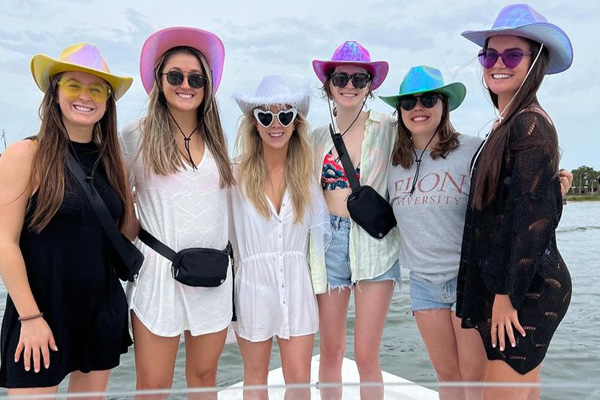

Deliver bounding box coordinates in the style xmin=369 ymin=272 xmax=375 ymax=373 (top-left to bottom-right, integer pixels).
xmin=330 ymin=125 xmax=397 ymax=239
xmin=139 ymin=228 xmax=232 ymax=287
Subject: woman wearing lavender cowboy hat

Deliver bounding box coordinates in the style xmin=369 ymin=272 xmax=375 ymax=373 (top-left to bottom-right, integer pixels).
xmin=230 ymin=75 xmax=330 ymax=398
xmin=380 ymin=66 xmax=487 ymax=400
xmin=311 ymin=41 xmax=400 ymax=399
xmin=119 ymin=27 xmax=234 ymax=391
xmin=456 ymin=4 xmax=573 ymax=399
xmin=0 ymin=43 xmax=133 ymax=394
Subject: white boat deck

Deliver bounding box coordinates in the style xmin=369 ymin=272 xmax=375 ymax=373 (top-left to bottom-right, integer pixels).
xmin=221 ymin=354 xmax=438 ymax=399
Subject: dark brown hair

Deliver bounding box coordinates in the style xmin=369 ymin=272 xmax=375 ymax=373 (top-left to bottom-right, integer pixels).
xmin=391 ymin=95 xmax=460 ymax=168
xmin=471 ymin=38 xmax=557 ymax=210
xmin=30 ymin=74 xmax=132 ymax=232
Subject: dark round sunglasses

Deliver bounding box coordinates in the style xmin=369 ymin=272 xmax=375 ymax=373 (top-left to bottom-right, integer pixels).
xmin=398 ymin=93 xmax=442 ymax=111
xmin=330 ymin=72 xmax=372 ymax=89
xmin=253 ymin=108 xmax=298 ymax=128
xmin=478 ymin=48 xmax=532 ymax=69
xmin=162 ymin=71 xmax=207 ymax=89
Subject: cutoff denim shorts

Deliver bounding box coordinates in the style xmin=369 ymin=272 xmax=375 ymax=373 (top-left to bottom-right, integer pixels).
xmin=324 ymin=214 xmax=400 ymax=290
xmin=409 ymin=273 xmax=457 ymax=312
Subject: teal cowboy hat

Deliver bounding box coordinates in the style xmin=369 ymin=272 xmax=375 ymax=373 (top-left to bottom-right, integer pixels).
xmin=379 ymin=65 xmax=466 ymax=111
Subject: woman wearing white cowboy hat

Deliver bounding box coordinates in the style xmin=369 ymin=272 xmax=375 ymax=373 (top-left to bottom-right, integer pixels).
xmin=0 ymin=43 xmax=133 ymax=395
xmin=310 ymin=40 xmax=401 ymax=400
xmin=230 ymin=75 xmax=330 ymax=396
xmin=119 ymin=27 xmax=234 ymax=391
xmin=456 ymin=4 xmax=573 ymax=399
xmin=381 ymin=65 xmax=487 ymax=400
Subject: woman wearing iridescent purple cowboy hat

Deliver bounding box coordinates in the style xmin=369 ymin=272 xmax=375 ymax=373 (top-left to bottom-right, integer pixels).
xmin=310 ymin=41 xmax=400 ymax=398
xmin=456 ymin=4 xmax=573 ymax=398
xmin=0 ymin=43 xmax=133 ymax=394
xmin=119 ymin=27 xmax=234 ymax=391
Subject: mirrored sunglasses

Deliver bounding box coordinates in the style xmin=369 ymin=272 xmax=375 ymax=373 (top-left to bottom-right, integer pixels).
xmin=398 ymin=93 xmax=442 ymax=111
xmin=478 ymin=48 xmax=532 ymax=69
xmin=330 ymin=72 xmax=371 ymax=89
xmin=253 ymin=107 xmax=298 ymax=128
xmin=162 ymin=71 xmax=207 ymax=89
xmin=57 ymin=79 xmax=112 ymax=104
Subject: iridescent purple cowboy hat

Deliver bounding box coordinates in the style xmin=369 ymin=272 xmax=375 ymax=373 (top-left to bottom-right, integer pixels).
xmin=312 ymin=41 xmax=389 ymax=90
xmin=462 ymin=3 xmax=573 ymax=74
xmin=139 ymin=27 xmax=225 ymax=94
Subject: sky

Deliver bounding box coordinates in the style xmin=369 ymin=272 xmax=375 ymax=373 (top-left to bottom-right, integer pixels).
xmin=0 ymin=0 xmax=597 ymax=170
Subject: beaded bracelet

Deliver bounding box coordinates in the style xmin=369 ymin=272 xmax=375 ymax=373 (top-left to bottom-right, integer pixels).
xmin=18 ymin=312 xmax=43 ymax=322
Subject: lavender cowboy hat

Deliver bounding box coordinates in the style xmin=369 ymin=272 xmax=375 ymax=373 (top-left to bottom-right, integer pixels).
xmin=234 ymin=75 xmax=310 ymax=116
xmin=30 ymin=43 xmax=133 ymax=100
xmin=139 ymin=27 xmax=225 ymax=94
xmin=312 ymin=41 xmax=389 ymax=90
xmin=462 ymin=3 xmax=573 ymax=74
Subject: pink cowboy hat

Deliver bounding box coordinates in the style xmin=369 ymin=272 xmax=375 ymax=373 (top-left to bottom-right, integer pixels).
xmin=139 ymin=27 xmax=225 ymax=94
xmin=312 ymin=41 xmax=389 ymax=90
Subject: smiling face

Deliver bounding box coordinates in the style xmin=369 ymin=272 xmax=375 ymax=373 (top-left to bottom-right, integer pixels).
xmin=328 ymin=64 xmax=370 ymax=110
xmin=484 ymin=35 xmax=533 ymax=103
xmin=57 ymin=71 xmax=108 ymax=136
xmin=400 ymin=92 xmax=444 ymax=143
xmin=255 ymin=104 xmax=295 ymax=154
xmin=160 ymin=52 xmax=205 ymax=114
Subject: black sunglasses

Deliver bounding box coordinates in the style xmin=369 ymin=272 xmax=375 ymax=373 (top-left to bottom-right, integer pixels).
xmin=398 ymin=93 xmax=442 ymax=111
xmin=253 ymin=108 xmax=298 ymax=128
xmin=162 ymin=71 xmax=207 ymax=89
xmin=330 ymin=72 xmax=372 ymax=89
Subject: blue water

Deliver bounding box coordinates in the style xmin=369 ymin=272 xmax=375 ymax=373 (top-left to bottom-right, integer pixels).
xmin=1 ymin=202 xmax=598 ymax=399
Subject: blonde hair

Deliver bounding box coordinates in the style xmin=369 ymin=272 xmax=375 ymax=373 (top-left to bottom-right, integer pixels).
xmin=234 ymin=110 xmax=314 ymax=223
xmin=139 ymin=46 xmax=233 ymax=187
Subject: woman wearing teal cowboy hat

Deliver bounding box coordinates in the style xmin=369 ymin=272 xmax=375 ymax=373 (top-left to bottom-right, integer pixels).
xmin=456 ymin=4 xmax=573 ymax=399
xmin=0 ymin=43 xmax=133 ymax=394
xmin=381 ymin=65 xmax=487 ymax=400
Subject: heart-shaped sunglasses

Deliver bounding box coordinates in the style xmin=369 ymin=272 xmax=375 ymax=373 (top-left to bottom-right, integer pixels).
xmin=253 ymin=108 xmax=298 ymax=128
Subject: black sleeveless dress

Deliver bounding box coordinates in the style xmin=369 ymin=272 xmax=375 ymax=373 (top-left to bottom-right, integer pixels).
xmin=0 ymin=141 xmax=132 ymax=388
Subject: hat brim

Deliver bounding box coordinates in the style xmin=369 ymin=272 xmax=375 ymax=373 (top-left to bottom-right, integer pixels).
xmin=30 ymin=54 xmax=133 ymax=101
xmin=312 ymin=60 xmax=389 ymax=90
xmin=462 ymin=22 xmax=573 ymax=74
xmin=140 ymin=27 xmax=225 ymax=94
xmin=379 ymin=82 xmax=467 ymax=112
xmin=234 ymin=89 xmax=311 ymax=116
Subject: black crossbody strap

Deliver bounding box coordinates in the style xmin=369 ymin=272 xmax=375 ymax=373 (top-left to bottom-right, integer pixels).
xmin=66 ymin=153 xmax=132 ymax=264
xmin=138 ymin=228 xmax=177 ymax=261
xmin=329 ymin=124 xmax=361 ymax=191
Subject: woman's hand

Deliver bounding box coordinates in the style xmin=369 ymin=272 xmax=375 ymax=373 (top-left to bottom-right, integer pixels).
xmin=491 ymin=294 xmax=526 ymax=351
xmin=15 ymin=317 xmax=58 ymax=372
xmin=559 ymin=169 xmax=573 ymax=196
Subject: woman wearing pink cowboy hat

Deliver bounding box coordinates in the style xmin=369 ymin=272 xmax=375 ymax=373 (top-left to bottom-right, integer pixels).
xmin=457 ymin=4 xmax=573 ymax=399
xmin=0 ymin=43 xmax=133 ymax=395
xmin=311 ymin=41 xmax=400 ymax=399
xmin=119 ymin=27 xmax=234 ymax=391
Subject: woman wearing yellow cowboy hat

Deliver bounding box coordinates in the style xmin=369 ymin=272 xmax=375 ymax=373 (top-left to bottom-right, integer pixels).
xmin=0 ymin=43 xmax=133 ymax=394
xmin=457 ymin=4 xmax=574 ymax=399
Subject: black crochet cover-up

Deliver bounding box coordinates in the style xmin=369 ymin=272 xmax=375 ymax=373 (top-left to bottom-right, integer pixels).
xmin=457 ymin=110 xmax=572 ymax=375
xmin=0 ymin=141 xmax=131 ymax=388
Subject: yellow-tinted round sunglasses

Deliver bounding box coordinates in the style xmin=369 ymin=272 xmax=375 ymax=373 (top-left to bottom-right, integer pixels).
xmin=57 ymin=78 xmax=112 ymax=103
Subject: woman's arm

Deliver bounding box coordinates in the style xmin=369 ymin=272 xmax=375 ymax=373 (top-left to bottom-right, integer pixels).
xmin=0 ymin=140 xmax=57 ymax=372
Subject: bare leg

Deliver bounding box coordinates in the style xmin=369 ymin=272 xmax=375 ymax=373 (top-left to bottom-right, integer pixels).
xmin=354 ymin=280 xmax=394 ymax=400
xmin=452 ymin=312 xmax=486 ymax=400
xmin=279 ymin=334 xmax=314 ymax=400
xmin=484 ymin=361 xmax=541 ymax=400
xmin=237 ymin=335 xmax=273 ymax=400
xmin=132 ymin=311 xmax=180 ymax=400
xmin=184 ymin=327 xmax=227 ymax=400
xmin=8 ymin=386 xmax=59 ymax=400
xmin=317 ymin=288 xmax=351 ymax=400
xmin=68 ymin=370 xmax=111 ymax=400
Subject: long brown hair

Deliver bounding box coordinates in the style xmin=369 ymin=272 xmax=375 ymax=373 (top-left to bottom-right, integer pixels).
xmin=471 ymin=38 xmax=556 ymax=210
xmin=391 ymin=95 xmax=460 ymax=168
xmin=29 ymin=74 xmax=132 ymax=232
xmin=140 ymin=46 xmax=234 ymax=187
xmin=234 ymin=111 xmax=313 ymax=223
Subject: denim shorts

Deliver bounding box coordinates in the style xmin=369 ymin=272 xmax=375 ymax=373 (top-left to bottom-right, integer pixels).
xmin=409 ymin=273 xmax=457 ymax=312
xmin=324 ymin=214 xmax=400 ymax=290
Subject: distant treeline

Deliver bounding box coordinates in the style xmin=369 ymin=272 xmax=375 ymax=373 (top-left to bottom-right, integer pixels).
xmin=571 ymin=166 xmax=600 ymax=195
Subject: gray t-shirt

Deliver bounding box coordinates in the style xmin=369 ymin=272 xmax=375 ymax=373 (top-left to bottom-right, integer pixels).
xmin=387 ymin=134 xmax=482 ymax=284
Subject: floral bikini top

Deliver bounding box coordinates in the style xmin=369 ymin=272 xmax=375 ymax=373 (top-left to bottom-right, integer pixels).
xmin=321 ymin=149 xmax=361 ymax=190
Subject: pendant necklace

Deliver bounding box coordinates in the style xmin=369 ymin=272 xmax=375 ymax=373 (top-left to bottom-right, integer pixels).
xmin=167 ymin=107 xmax=199 ymax=170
